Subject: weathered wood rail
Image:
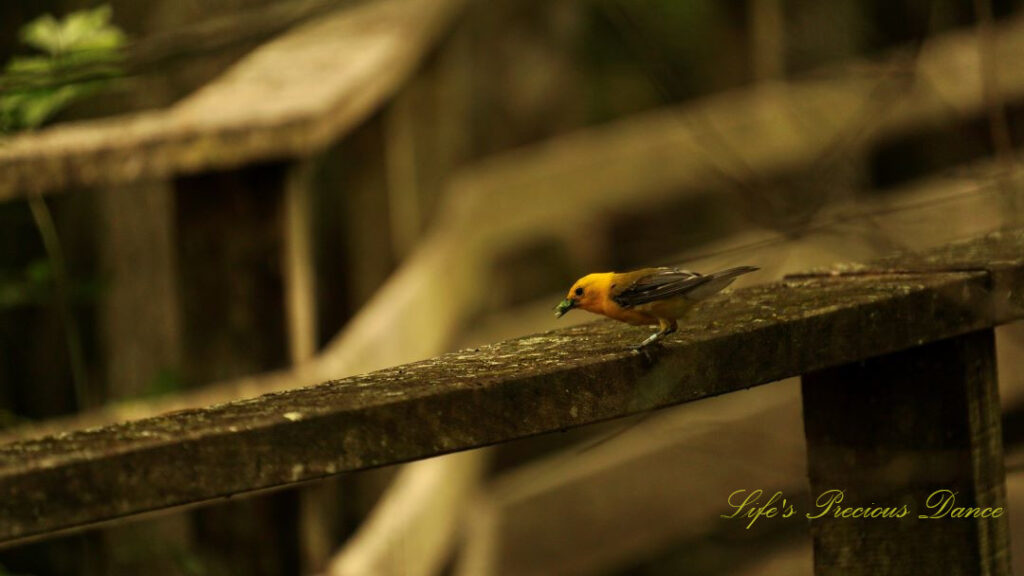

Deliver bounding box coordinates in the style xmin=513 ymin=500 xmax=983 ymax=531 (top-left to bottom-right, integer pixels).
xmin=0 ymin=0 xmax=465 ymax=199
xmin=2 ymin=228 xmax=1023 ymax=574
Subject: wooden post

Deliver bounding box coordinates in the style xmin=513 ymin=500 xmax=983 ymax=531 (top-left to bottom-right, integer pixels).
xmin=282 ymin=157 xmax=343 ymax=574
xmin=282 ymin=160 xmax=319 ymax=365
xmin=97 ymin=181 xmax=183 ymax=399
xmin=176 ymin=165 xmax=295 ymax=575
xmin=748 ymin=0 xmax=785 ymax=82
xmin=802 ymin=330 xmax=1010 ymax=575
xmin=96 ymin=181 xmax=192 ymax=576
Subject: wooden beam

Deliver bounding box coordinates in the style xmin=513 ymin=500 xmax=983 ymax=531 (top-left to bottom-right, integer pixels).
xmin=803 ymin=330 xmax=1010 ymax=574
xmin=0 ymin=229 xmax=1023 ymax=544
xmin=0 ymin=0 xmax=466 ymax=200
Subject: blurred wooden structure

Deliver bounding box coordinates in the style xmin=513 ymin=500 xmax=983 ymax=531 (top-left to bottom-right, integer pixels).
xmin=0 ymin=0 xmax=465 ymax=199
xmin=3 ymin=1 xmax=1024 ymax=575
xmin=6 ymin=6 xmax=1024 ymax=437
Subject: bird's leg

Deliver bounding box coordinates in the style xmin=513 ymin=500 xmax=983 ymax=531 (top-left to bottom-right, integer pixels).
xmin=662 ymin=319 xmax=677 ymax=336
xmin=634 ymin=319 xmax=677 ymax=351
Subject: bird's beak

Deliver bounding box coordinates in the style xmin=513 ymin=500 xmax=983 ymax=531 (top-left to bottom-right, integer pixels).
xmin=554 ymin=298 xmax=576 ymax=318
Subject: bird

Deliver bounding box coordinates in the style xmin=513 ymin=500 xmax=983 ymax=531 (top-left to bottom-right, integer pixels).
xmin=554 ymin=265 xmax=758 ymax=349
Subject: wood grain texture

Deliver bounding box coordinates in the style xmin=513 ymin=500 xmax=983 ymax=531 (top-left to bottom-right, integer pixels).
xmin=803 ymin=331 xmax=1010 ymax=575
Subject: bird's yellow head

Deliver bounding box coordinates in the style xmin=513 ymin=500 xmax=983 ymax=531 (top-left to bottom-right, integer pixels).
xmin=554 ymin=273 xmax=608 ymax=318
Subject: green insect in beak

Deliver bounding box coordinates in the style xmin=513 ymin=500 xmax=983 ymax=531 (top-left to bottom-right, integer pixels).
xmin=554 ymin=298 xmax=576 ymax=318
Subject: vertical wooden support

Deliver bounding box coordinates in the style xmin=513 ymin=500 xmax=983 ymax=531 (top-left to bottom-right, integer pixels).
xmin=96 ymin=181 xmax=192 ymax=575
xmin=97 ymin=182 xmax=183 ymax=398
xmin=328 ymin=451 xmax=489 ymax=576
xmin=385 ymin=86 xmax=424 ymax=259
xmin=176 ymin=165 xmax=289 ymax=383
xmin=748 ymin=0 xmax=785 ymax=82
xmin=176 ymin=166 xmax=295 ymax=575
xmin=319 ymin=116 xmax=396 ymax=317
xmin=282 ymin=157 xmax=341 ymax=573
xmin=382 ymin=30 xmax=472 ymax=260
xmin=282 ymin=160 xmax=319 ymax=364
xmin=802 ymin=330 xmax=1010 ymax=575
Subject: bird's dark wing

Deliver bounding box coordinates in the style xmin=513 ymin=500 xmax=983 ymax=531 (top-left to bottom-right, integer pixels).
xmin=610 ymin=267 xmax=709 ymax=308
xmin=610 ymin=265 xmax=758 ymax=308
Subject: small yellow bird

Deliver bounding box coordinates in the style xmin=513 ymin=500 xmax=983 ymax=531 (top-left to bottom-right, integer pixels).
xmin=555 ymin=265 xmax=758 ymax=349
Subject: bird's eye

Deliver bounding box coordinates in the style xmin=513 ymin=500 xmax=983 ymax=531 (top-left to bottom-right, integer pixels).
xmin=574 ymin=287 xmax=584 ymax=297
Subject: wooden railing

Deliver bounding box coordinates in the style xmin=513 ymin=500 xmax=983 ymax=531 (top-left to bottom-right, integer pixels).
xmin=0 ymin=0 xmax=466 ymax=200
xmin=2 ymin=228 xmax=1022 ymax=573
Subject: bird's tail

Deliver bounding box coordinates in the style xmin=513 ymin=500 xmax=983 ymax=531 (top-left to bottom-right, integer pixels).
xmin=687 ymin=266 xmax=759 ymax=300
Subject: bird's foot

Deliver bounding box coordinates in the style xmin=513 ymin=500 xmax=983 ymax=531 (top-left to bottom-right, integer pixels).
xmin=632 ymin=331 xmax=665 ymax=353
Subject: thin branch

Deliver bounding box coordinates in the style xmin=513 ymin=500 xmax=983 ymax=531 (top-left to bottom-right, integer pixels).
xmin=26 ymin=193 xmax=92 ymax=410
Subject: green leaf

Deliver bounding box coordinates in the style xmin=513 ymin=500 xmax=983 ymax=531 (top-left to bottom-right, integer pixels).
xmin=24 ymin=85 xmax=84 ymax=128
xmin=4 ymin=55 xmax=53 ymax=76
xmin=19 ymin=5 xmax=125 ymax=56
xmin=19 ymin=14 xmax=64 ymax=55
xmin=59 ymin=5 xmax=126 ymax=53
xmin=0 ymin=83 xmax=98 ymax=131
xmin=0 ymin=5 xmax=127 ymax=134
